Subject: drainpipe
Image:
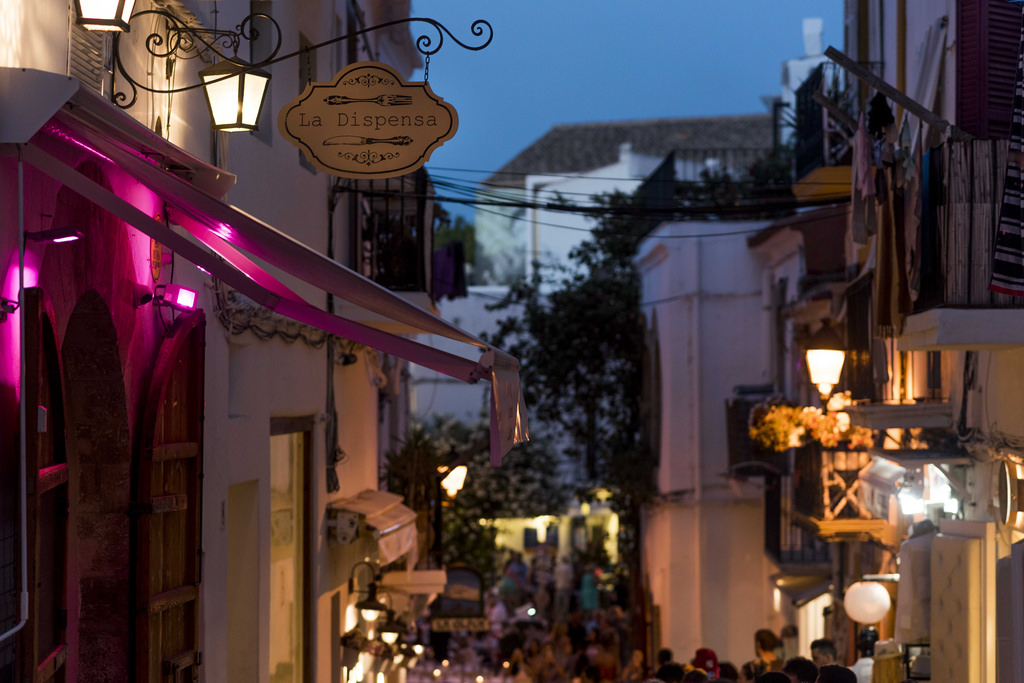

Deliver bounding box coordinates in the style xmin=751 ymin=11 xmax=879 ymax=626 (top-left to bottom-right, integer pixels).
xmin=0 ymin=147 xmax=30 ymax=644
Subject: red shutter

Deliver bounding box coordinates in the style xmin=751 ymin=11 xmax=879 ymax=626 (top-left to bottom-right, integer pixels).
xmin=136 ymin=312 xmax=205 ymax=682
xmin=958 ymin=0 xmax=1021 ymax=139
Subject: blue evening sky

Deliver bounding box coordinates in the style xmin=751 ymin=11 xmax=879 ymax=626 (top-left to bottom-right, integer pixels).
xmin=410 ymin=0 xmax=844 ymax=215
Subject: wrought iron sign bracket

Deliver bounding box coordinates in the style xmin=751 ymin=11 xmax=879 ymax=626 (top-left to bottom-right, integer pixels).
xmin=111 ymin=12 xmax=493 ymax=111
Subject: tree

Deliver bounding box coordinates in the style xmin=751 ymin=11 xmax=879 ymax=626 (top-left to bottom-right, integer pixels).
xmin=483 ymin=190 xmax=655 ymax=558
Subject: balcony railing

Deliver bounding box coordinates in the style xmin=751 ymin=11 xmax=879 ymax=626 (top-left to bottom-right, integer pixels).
xmin=793 ymin=61 xmax=872 ymax=180
xmin=915 ymin=138 xmax=1024 ymax=310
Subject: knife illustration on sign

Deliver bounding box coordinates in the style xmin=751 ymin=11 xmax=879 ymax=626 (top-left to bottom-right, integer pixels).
xmin=323 ymin=135 xmax=413 ymax=146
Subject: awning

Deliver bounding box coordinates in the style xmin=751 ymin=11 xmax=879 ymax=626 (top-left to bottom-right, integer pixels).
xmin=771 ymin=572 xmax=832 ymax=607
xmin=332 ymin=489 xmax=418 ymax=565
xmin=0 ymin=68 xmax=528 ymax=464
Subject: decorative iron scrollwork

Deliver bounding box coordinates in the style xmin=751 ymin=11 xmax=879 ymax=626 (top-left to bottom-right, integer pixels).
xmin=110 ymin=13 xmax=492 ymax=111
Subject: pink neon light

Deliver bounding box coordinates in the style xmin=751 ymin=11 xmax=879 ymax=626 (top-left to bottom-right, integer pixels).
xmin=51 ymin=235 xmax=80 ymax=243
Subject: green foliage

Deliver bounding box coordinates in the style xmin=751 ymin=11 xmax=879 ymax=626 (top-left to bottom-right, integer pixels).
xmin=382 ymin=418 xmax=570 ymax=585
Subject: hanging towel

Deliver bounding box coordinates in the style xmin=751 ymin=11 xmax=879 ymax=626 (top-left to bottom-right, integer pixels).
xmin=874 ymin=169 xmax=912 ymax=337
xmin=990 ymin=3 xmax=1024 ymax=296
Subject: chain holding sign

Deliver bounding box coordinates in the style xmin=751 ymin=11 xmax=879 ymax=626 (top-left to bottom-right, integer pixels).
xmin=279 ymin=61 xmax=458 ymax=179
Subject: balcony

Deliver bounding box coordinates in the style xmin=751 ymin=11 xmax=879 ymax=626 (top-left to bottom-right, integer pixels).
xmin=898 ymin=139 xmax=1024 ymax=350
xmin=792 ymin=62 xmax=864 ymax=201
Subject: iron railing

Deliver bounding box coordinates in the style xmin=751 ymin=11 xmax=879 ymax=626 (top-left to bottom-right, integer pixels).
xmin=347 ymin=169 xmax=434 ymax=293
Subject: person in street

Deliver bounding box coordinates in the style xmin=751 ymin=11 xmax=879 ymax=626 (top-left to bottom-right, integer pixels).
xmin=809 ymin=639 xmax=837 ymax=668
xmin=499 ymin=563 xmax=522 ymax=606
xmin=814 ymin=665 xmax=856 ymax=683
xmin=507 ymin=551 xmax=529 ymax=595
xmin=691 ymin=648 xmax=719 ymax=678
xmin=620 ymin=649 xmax=647 ymax=683
xmin=751 ymin=629 xmax=783 ymax=674
xmin=654 ymin=662 xmax=685 ymax=683
xmin=782 ymin=656 xmax=818 ymax=683
xmin=716 ymin=661 xmax=739 ymax=682
xmin=580 ymin=565 xmax=600 ymax=615
xmin=736 ymin=661 xmax=759 ymax=683
xmin=848 ymin=626 xmax=877 ymax=683
xmin=554 ymin=555 xmax=575 ymax=618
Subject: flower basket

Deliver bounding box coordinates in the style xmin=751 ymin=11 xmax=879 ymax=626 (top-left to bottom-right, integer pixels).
xmin=749 ymin=394 xmax=873 ymax=453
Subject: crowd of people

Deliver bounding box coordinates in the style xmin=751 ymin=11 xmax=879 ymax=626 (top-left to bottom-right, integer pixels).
xmin=421 ymin=549 xmax=914 ymax=683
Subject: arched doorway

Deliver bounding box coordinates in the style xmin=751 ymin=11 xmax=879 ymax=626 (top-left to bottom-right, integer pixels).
xmin=61 ymin=290 xmax=132 ymax=682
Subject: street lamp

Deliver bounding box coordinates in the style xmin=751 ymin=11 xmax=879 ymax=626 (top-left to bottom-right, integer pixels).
xmin=805 ymin=320 xmax=846 ymax=403
xmin=440 ymin=465 xmax=467 ymax=498
xmin=433 ymin=446 xmax=467 ymax=566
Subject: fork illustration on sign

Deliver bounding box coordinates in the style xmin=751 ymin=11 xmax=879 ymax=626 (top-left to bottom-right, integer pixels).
xmin=324 ymin=94 xmax=413 ymax=106
xmin=323 ymin=135 xmax=413 ymax=146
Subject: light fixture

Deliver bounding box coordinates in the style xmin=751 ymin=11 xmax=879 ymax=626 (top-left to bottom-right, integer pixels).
xmin=349 ymin=560 xmax=387 ymax=623
xmin=199 ymin=60 xmax=271 ymax=133
xmin=843 ymin=580 xmax=891 ymax=624
xmin=26 ymin=227 xmax=84 ymax=244
xmin=74 ymin=0 xmax=136 ymax=31
xmin=805 ymin=320 xmax=846 ymax=402
xmin=106 ymin=8 xmax=282 ymax=128
xmin=378 ymin=610 xmax=403 ymax=645
xmin=998 ymin=460 xmax=1024 ymax=526
xmin=355 ymin=582 xmax=386 ymax=623
xmin=0 ymin=298 xmax=18 ymax=323
xmin=440 ymin=465 xmax=467 ymax=498
xmin=137 ymin=284 xmax=199 ymax=311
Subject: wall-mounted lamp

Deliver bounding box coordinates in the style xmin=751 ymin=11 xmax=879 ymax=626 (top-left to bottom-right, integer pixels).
xmin=137 ymin=283 xmax=199 ymax=311
xmin=198 ymin=59 xmax=271 ymax=133
xmin=805 ymin=320 xmax=846 ymax=402
xmin=349 ymin=560 xmax=387 ymax=623
xmin=378 ymin=609 xmax=404 ymax=645
xmin=26 ymin=227 xmax=84 ymax=244
xmin=0 ymin=298 xmax=18 ymax=323
xmin=101 ymin=8 xmax=282 ymax=127
xmin=74 ymin=0 xmax=136 ymax=31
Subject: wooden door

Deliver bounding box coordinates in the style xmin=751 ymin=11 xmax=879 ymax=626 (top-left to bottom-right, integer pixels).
xmin=21 ymin=288 xmax=69 ymax=682
xmin=136 ymin=312 xmax=205 ymax=682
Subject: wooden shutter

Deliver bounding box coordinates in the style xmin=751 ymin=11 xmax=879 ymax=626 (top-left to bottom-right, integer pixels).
xmin=957 ymin=0 xmax=1020 ymax=139
xmin=21 ymin=289 xmax=69 ymax=682
xmin=136 ymin=312 xmax=205 ymax=683
xmin=69 ymin=25 xmax=106 ymax=93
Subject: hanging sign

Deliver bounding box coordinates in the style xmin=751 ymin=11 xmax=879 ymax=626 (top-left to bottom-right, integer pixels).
xmin=278 ymin=61 xmax=458 ymax=179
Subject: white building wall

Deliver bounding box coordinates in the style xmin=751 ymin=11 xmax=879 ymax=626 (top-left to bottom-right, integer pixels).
xmin=524 ymin=144 xmax=663 ymax=279
xmin=637 ymin=220 xmax=776 ymax=663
